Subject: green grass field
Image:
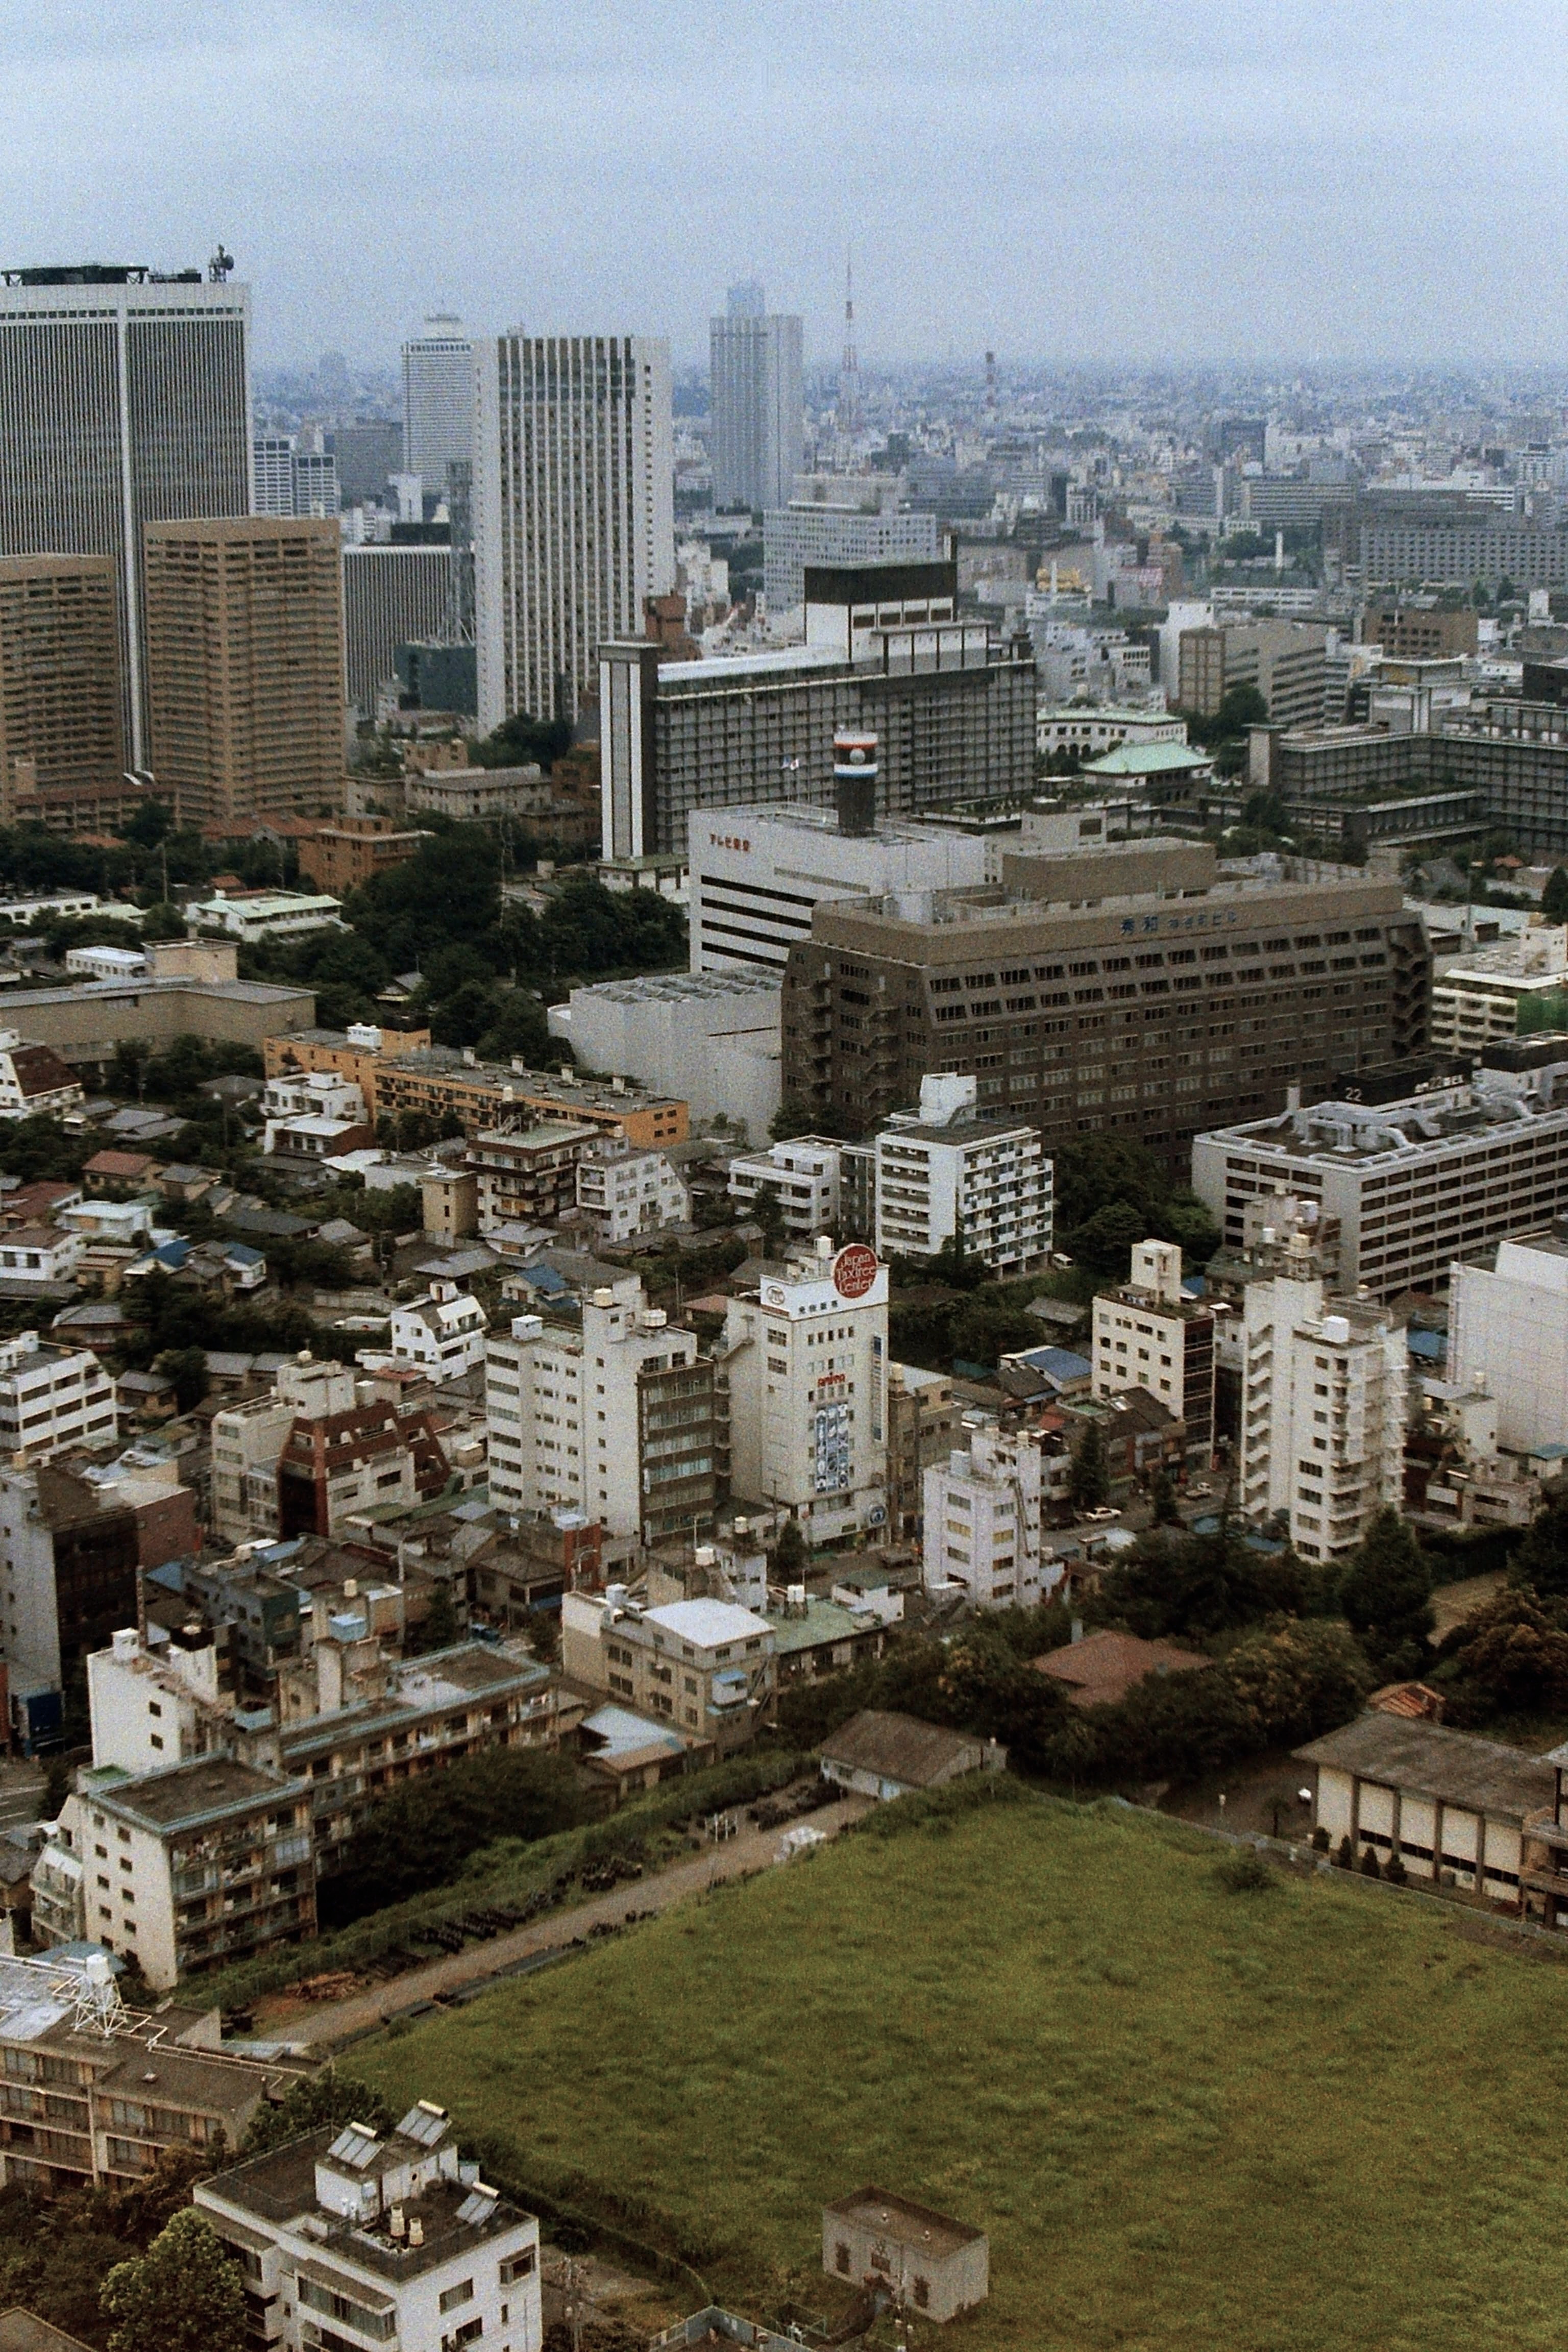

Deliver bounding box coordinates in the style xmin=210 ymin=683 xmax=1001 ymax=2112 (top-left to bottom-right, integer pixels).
xmin=349 ymin=1784 xmax=1568 ymax=2352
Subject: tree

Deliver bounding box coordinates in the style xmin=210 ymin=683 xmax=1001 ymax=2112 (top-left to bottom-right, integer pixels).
xmin=1221 ymin=1619 xmax=1371 ymax=1748
xmin=1542 ymin=865 xmax=1568 ymax=922
xmin=320 ymin=1746 xmax=590 ymax=1925
xmin=153 ymin=1346 xmax=208 ymax=1413
xmin=770 ymin=1518 xmax=808 ymax=1578
xmin=415 ymin=1577 xmax=461 ymax=1655
xmin=101 ymin=2208 xmax=247 ymax=2352
xmin=1513 ymin=1496 xmax=1568 ymax=1600
xmin=752 ymin=1186 xmax=787 ymax=1253
xmin=1070 ymin=1421 xmax=1109 ymax=1511
xmin=1338 ymin=1508 xmax=1435 ymax=1680
xmin=1148 ymin=1466 xmax=1181 ymax=1527
xmin=241 ymin=2070 xmax=393 ymax=2157
xmin=1444 ymin=1584 xmax=1568 ymax=1717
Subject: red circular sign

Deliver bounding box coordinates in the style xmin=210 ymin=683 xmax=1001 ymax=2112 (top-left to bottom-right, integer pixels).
xmin=833 ymin=1244 xmax=879 ymax=1300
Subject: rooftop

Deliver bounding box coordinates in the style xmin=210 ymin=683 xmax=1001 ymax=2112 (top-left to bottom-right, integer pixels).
xmin=822 ymin=2186 xmax=985 ymax=2259
xmin=1203 ymin=1074 xmax=1568 ymax=1165
xmin=645 ymin=1598 xmax=773 ymax=1647
xmin=1294 ymin=1713 xmax=1555 ymax=1821
xmin=1035 ymin=1630 xmax=1212 ymax=1710
xmin=1085 ymin=741 xmax=1213 ymax=775
xmin=88 ymin=1756 xmax=302 ymax=1834
xmin=568 ymin=969 xmax=782 ymax=1004
xmin=819 ymin=1708 xmax=994 ymax=1787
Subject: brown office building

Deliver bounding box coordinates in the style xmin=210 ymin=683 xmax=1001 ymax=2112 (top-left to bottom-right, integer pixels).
xmin=1361 ymin=603 xmax=1479 ymax=660
xmin=780 ymin=841 xmax=1429 ymax=1172
xmin=0 ymin=553 xmax=130 ymax=830
xmin=143 ymin=517 xmax=346 ymax=827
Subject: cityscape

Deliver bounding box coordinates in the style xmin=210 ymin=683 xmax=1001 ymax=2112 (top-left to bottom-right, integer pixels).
xmin=2 ymin=10 xmax=1568 ymax=2352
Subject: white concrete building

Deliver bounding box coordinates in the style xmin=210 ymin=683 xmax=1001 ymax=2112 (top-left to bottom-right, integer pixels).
xmin=1192 ymin=1043 xmax=1568 ymax=1301
xmin=762 ymin=500 xmax=940 ymax=618
xmin=209 ymin=1391 xmax=297 ymax=1544
xmin=0 ymin=1332 xmax=117 ymax=1465
xmin=687 ymin=801 xmax=991 ymax=976
xmin=727 ymin=1137 xmax=846 ymax=1237
xmin=485 ymin=1279 xmax=713 ymax=1538
xmin=0 ymin=1030 xmax=84 ymax=1121
xmin=1091 ymin=1238 xmax=1216 ymax=1460
xmin=197 ymin=2099 xmax=542 ymax=2352
xmin=563 ymin=1588 xmax=774 ymax=1751
xmin=389 ymin=1280 xmax=489 ymax=1382
xmin=188 ymin=888 xmax=345 ymax=942
xmin=402 ymin=312 xmax=476 ymax=488
xmin=263 ymin=1071 xmax=369 ymax=1156
xmin=548 ymin=968 xmax=783 ymax=1141
xmin=922 ymin=1422 xmax=1055 ymax=1611
xmin=574 ymin=1136 xmax=689 ymax=1247
xmin=710 ymin=290 xmax=802 ymax=515
xmin=475 ymin=332 xmax=673 ymax=730
xmin=1239 ymin=1270 xmax=1407 ymax=1561
xmin=1429 ymin=922 xmax=1568 ymax=1057
xmin=722 ymin=1236 xmax=889 ymax=1541
xmin=1297 ymin=1713 xmax=1553 ymax=1909
xmin=64 ymin=943 xmax=147 ymax=982
xmin=874 ymin=1074 xmax=1052 ymax=1278
xmin=1037 ymin=705 xmax=1187 ymax=759
xmin=87 ymin=1622 xmax=226 ymax=1776
xmin=0 ymin=1224 xmax=83 ymax=1285
xmin=1449 ymin=1229 xmax=1568 ymax=1453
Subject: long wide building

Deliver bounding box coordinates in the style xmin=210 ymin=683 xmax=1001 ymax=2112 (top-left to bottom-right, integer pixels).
xmin=1255 ymin=702 xmax=1568 ymax=858
xmin=780 ymin=841 xmax=1429 ymax=1170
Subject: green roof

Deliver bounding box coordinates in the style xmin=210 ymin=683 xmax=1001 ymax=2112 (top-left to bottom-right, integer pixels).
xmin=765 ymin=1596 xmax=879 ymax=1655
xmin=1085 ymin=742 xmax=1213 ymax=776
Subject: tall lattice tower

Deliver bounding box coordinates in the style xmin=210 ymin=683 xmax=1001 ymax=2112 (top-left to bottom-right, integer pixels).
xmin=840 ymin=250 xmax=861 ymax=438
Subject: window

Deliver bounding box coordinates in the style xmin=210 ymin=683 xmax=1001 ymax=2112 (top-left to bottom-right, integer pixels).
xmin=500 ymin=2250 xmax=536 ymax=2287
xmin=439 ymin=2283 xmax=475 ymax=2314
xmin=836 ymin=2243 xmax=851 ymax=2276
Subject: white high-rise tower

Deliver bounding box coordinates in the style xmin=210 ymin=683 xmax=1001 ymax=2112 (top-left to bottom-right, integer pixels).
xmin=0 ymin=259 xmax=253 ymax=768
xmin=401 ymin=313 xmax=475 ymax=494
xmin=474 ymin=332 xmax=673 ymax=729
xmin=709 ymin=281 xmax=803 ymax=514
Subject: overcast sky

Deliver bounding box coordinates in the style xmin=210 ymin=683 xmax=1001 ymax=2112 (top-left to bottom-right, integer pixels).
xmin=3 ymin=1 xmax=1562 ymax=372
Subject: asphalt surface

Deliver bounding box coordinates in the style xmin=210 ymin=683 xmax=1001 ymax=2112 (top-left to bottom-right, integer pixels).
xmin=266 ymin=1792 xmax=872 ymax=2049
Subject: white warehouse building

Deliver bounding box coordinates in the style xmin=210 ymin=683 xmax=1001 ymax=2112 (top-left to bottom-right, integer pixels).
xmin=548 ymin=967 xmax=783 ymax=1142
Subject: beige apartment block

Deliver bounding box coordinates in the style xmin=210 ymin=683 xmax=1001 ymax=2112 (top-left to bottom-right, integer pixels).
xmin=0 ymin=553 xmax=127 ymax=828
xmin=144 ymin=517 xmax=346 ymax=826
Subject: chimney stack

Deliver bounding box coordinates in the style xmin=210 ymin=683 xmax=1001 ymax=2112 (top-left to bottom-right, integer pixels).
xmin=834 ymin=727 xmax=877 ymax=836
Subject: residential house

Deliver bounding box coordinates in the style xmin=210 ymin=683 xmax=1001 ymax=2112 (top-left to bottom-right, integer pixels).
xmin=818 ymin=1709 xmax=1006 ymax=1802
xmin=1034 ymin=1628 xmax=1212 ymax=1710
xmin=562 ymin=1590 xmax=775 ymax=1755
xmin=388 ymin=1281 xmax=488 ymax=1383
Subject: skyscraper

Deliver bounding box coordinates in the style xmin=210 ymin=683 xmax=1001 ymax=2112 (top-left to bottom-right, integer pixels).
xmin=709 ymin=282 xmax=803 ymax=514
xmin=0 ymin=263 xmax=253 ymax=770
xmin=401 ymin=314 xmax=474 ymax=494
xmin=143 ymin=518 xmax=345 ymax=826
xmin=474 ymin=333 xmax=673 ymax=730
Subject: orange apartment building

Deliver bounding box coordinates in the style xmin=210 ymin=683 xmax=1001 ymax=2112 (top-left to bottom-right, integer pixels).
xmin=301 ymin=814 xmax=432 ymax=896
xmin=263 ymin=1030 xmax=687 ymax=1144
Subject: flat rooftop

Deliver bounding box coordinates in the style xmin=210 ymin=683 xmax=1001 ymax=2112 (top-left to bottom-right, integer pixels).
xmin=91 ymin=1756 xmax=300 ymax=1832
xmin=1204 ymin=1082 xmax=1568 ymax=1165
xmin=824 ymin=2186 xmax=986 ymax=2257
xmin=201 ymin=2127 xmax=524 ymax=2281
xmin=569 ymin=970 xmax=781 ymax=1004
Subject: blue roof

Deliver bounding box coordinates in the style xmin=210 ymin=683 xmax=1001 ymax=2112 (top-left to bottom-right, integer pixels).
xmin=1013 ymin=1346 xmax=1093 ymax=1380
xmin=152 ymin=1238 xmax=191 ymax=1269
xmin=516 ymin=1262 xmax=569 ymax=1295
xmin=1408 ymin=1329 xmax=1446 ymax=1361
xmin=225 ymin=1243 xmax=266 ymax=1266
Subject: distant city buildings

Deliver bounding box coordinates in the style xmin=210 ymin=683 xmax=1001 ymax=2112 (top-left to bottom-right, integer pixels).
xmin=710 ymin=281 xmax=802 ymax=515
xmin=401 ymin=312 xmax=475 ymax=494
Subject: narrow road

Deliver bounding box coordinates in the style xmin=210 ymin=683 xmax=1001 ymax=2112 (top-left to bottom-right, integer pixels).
xmin=265 ymin=1794 xmax=872 ymax=2051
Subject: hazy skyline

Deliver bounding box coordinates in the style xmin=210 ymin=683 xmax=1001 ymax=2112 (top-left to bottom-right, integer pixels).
xmin=3 ymin=1 xmax=1563 ymax=372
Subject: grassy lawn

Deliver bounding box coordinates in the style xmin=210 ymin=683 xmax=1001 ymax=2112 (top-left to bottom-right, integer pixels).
xmin=347 ymin=1783 xmax=1568 ymax=2352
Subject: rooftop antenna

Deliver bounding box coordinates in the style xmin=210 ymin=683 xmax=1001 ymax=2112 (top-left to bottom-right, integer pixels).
xmin=840 ymin=248 xmax=860 ymax=440
xmin=208 ymin=244 xmax=234 ymax=284
xmin=985 ymin=349 xmax=998 ymax=418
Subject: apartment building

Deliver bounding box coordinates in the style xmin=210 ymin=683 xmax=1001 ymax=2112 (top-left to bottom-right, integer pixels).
xmin=388 ymin=1280 xmax=489 ymax=1382
xmin=0 ymin=1944 xmax=306 ymax=2196
xmin=1239 ymin=1271 xmax=1407 ymax=1560
xmin=874 ymin=1073 xmax=1052 ymax=1277
xmin=198 ymin=2100 xmax=541 ymax=2352
xmin=0 ymin=1332 xmax=118 ymax=1463
xmin=1361 ymin=603 xmax=1479 ymax=660
xmin=1449 ymin=1229 xmax=1568 ymax=1453
xmin=143 ymin=518 xmax=346 ymax=827
xmin=1358 ymin=519 xmax=1568 ymax=591
xmin=1091 ymin=1239 xmax=1215 ymax=1461
xmin=562 ymin=1588 xmax=774 ymax=1753
xmin=276 ymin=1387 xmax=449 ymax=1539
xmin=0 ymin=554 xmax=126 ymax=829
xmin=1178 ymin=619 xmax=1329 ymax=728
xmin=727 ymin=1137 xmax=847 ymax=1237
xmin=470 ymin=1122 xmax=599 ymax=1233
xmin=373 ymin=1053 xmax=688 ymax=1147
xmin=0 ymin=1030 xmax=84 ymax=1120
xmin=574 ymin=1136 xmax=689 ymax=1246
xmin=303 ymin=814 xmax=432 ymax=896
xmin=1191 ymin=1040 xmax=1568 ymax=1300
xmin=922 ymin=1423 xmax=1052 ymax=1611
xmin=781 ymin=842 xmax=1428 ymax=1171
xmin=485 ymin=1280 xmax=717 ymax=1539
xmin=188 ymin=887 xmax=345 ymax=942
xmin=887 ymin=1363 xmax=958 ymax=1540
xmin=38 ymin=1755 xmax=315 ymax=1989
xmin=722 ymin=1237 xmax=889 ymax=1542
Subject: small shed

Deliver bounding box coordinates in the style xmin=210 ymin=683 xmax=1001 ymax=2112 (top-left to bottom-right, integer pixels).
xmin=819 ymin=1710 xmax=1005 ymax=1802
xmin=823 ymin=2187 xmax=988 ymax=2322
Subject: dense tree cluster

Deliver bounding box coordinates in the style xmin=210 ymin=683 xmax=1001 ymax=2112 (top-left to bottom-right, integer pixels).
xmin=319 ymin=1747 xmax=590 ymax=1926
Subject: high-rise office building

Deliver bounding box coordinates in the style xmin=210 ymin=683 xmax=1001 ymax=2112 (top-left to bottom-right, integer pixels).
xmin=0 ymin=554 xmax=126 ymax=827
xmin=475 ymin=333 xmax=674 ymax=728
xmin=401 ymin=313 xmax=474 ymax=492
xmin=252 ymin=435 xmax=340 ymax=521
xmin=710 ymin=282 xmax=803 ymax=515
xmin=340 ymin=542 xmax=454 ymax=716
xmin=143 ymin=517 xmax=345 ymax=826
xmin=0 ymin=262 xmax=252 ymax=769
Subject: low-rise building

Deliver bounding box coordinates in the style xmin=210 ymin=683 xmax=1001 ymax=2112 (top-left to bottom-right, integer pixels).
xmin=375 ymin=1055 xmax=688 ymax=1148
xmin=727 ymin=1136 xmax=849 ymax=1238
xmin=823 ymin=2188 xmax=988 ymax=2325
xmin=874 ymin=1075 xmax=1051 ymax=1277
xmin=262 ymin=1070 xmax=375 ymax=1161
xmin=0 ymin=1333 xmax=118 ymax=1464
xmin=922 ymin=1423 xmax=1054 ymax=1610
xmin=0 ymin=1945 xmax=307 ymax=2195
xmin=64 ymin=944 xmax=146 ymax=982
xmin=886 ymin=1362 xmax=957 ymax=1540
xmin=1090 ymin=1239 xmax=1215 ymax=1461
xmin=195 ymin=2100 xmax=542 ymax=2352
xmin=388 ymin=1280 xmax=489 ymax=1383
xmin=0 ymin=1227 xmax=82 ymax=1287
xmin=1297 ymin=1712 xmax=1553 ymax=1907
xmin=302 ymin=814 xmax=433 ymax=896
xmin=1034 ymin=1627 xmax=1211 ymax=1710
xmin=547 ymin=967 xmax=782 ymax=1141
xmin=0 ymin=1032 xmax=83 ymax=1122
xmin=1429 ymin=921 xmax=1568 ymax=1057
xmin=187 ymin=888 xmax=345 ymax=942
xmin=562 ymin=1590 xmax=774 ymax=1753
xmin=818 ymin=1709 xmax=1004 ymax=1802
